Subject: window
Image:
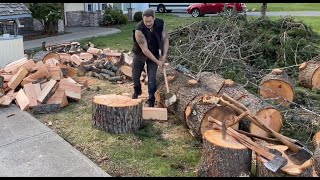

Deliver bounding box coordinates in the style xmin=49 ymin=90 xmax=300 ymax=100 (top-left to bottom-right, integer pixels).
xmin=87 ymin=4 xmax=93 ymax=12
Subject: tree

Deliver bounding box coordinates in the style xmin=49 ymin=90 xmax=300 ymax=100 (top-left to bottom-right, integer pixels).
xmin=261 ymin=3 xmax=268 ymax=18
xmin=29 ymin=3 xmax=63 ymax=35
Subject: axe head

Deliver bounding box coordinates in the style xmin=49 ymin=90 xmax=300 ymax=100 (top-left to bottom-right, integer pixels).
xmin=264 ymin=155 xmax=288 ymax=173
xmin=285 ymin=146 xmax=313 ymax=165
xmin=165 ymin=94 xmax=177 ymax=107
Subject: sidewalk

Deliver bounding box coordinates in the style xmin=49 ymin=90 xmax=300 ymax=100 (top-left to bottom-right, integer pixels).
xmin=24 ymin=26 xmax=121 ymax=50
xmin=0 ymin=105 xmax=110 ymax=177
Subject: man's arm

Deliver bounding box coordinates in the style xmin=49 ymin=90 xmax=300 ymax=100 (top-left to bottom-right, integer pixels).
xmin=135 ymin=30 xmax=161 ymax=66
xmin=161 ymin=23 xmax=169 ymax=61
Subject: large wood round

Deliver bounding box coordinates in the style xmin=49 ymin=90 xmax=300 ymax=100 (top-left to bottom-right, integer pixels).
xmin=42 ymin=52 xmax=61 ymax=64
xmin=259 ymin=69 xmax=294 ymax=106
xmin=299 ymin=61 xmax=320 ymax=89
xmin=92 ymin=94 xmax=143 ymax=134
xmin=256 ymin=145 xmax=313 ymax=177
xmin=218 ymin=80 xmax=284 ymax=137
xmin=197 ymin=130 xmax=252 ymax=177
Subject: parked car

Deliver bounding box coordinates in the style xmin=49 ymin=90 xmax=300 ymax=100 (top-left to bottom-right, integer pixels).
xmin=187 ymin=3 xmax=248 ymax=17
xmin=149 ymin=3 xmax=197 ymax=13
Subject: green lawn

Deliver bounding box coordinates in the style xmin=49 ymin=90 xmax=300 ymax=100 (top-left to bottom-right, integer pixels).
xmin=246 ymin=3 xmax=320 ymax=12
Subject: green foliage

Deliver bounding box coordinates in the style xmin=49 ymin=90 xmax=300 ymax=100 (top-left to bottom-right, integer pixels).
xmin=133 ymin=11 xmax=143 ymax=22
xmin=29 ymin=3 xmax=63 ymax=34
xmin=102 ymin=5 xmax=128 ymax=26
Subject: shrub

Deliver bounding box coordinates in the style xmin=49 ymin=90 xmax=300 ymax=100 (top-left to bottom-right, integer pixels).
xmin=133 ymin=11 xmax=143 ymax=22
xmin=102 ymin=5 xmax=128 ymax=26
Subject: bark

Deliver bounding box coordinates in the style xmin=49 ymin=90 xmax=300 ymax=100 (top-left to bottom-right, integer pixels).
xmin=299 ymin=61 xmax=320 ymax=89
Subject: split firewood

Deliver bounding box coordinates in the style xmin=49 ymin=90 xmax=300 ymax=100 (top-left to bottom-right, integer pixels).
xmin=8 ymin=67 xmax=29 ymax=90
xmin=23 ymin=83 xmax=39 ymax=107
xmin=87 ymin=47 xmax=102 ymax=55
xmin=47 ymin=89 xmax=68 ymax=108
xmin=143 ymin=107 xmax=167 ymax=121
xmin=37 ymin=79 xmax=58 ymax=103
xmin=4 ymin=57 xmax=28 ymax=73
xmin=15 ymin=89 xmax=30 ymax=111
xmin=58 ymin=78 xmax=82 ymax=100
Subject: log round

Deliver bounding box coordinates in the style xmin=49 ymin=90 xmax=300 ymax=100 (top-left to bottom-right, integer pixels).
xmin=197 ymin=129 xmax=252 ymax=177
xmin=92 ymin=94 xmax=143 ymax=134
xmin=218 ymin=80 xmax=284 ymax=138
xmin=186 ymin=94 xmax=239 ymax=141
xmin=42 ymin=52 xmax=61 ymax=64
xmin=32 ymin=50 xmax=60 ymax=63
xmin=256 ymin=145 xmax=313 ymax=177
xmin=299 ymin=61 xmax=320 ymax=89
xmin=259 ymin=69 xmax=295 ymax=106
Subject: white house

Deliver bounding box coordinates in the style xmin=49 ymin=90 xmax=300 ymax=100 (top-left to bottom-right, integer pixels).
xmin=63 ymin=3 xmax=149 ymax=26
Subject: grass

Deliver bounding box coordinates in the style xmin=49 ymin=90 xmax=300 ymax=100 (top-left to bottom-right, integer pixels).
xmin=246 ymin=3 xmax=320 ymax=12
xmin=33 ymin=13 xmax=320 ymax=177
xmin=34 ymin=77 xmax=202 ymax=177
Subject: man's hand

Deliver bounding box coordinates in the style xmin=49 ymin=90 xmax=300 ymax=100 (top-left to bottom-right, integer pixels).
xmin=157 ymin=59 xmax=164 ymax=69
xmin=159 ymin=55 xmax=167 ymax=63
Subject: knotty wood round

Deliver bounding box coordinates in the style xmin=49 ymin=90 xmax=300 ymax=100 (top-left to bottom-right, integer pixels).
xmin=197 ymin=130 xmax=252 ymax=177
xmin=92 ymin=94 xmax=143 ymax=134
xmin=259 ymin=69 xmax=294 ymax=106
xmin=299 ymin=61 xmax=320 ymax=89
xmin=119 ymin=65 xmax=132 ymax=79
xmin=256 ymin=145 xmax=313 ymax=177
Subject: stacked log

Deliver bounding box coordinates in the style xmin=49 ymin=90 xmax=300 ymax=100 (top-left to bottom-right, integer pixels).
xmin=299 ymin=61 xmax=320 ymax=89
xmin=156 ymin=70 xmax=283 ymax=140
xmin=259 ymin=69 xmax=295 ymax=106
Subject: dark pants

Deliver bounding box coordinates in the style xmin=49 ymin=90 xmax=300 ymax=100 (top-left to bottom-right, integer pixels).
xmin=132 ymin=54 xmax=158 ymax=105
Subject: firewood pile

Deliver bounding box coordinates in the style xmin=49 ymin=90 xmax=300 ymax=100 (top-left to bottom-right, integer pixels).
xmin=0 ymin=41 xmax=134 ymax=113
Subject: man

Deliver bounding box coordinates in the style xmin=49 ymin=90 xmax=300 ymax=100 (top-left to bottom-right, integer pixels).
xmin=131 ymin=9 xmax=169 ymax=107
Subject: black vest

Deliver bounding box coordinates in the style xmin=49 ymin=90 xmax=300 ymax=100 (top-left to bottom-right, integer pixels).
xmin=132 ymin=18 xmax=164 ymax=59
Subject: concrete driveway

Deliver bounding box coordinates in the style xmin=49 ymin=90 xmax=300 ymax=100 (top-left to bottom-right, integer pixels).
xmin=172 ymin=11 xmax=320 ymax=18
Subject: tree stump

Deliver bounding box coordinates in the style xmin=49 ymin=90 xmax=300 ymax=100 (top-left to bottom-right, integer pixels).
xmin=197 ymin=129 xmax=252 ymax=177
xmin=313 ymin=131 xmax=320 ymax=176
xmin=218 ymin=79 xmax=284 ymax=138
xmin=299 ymin=61 xmax=320 ymax=89
xmin=256 ymin=145 xmax=313 ymax=177
xmin=259 ymin=69 xmax=295 ymax=106
xmin=92 ymin=94 xmax=143 ymax=134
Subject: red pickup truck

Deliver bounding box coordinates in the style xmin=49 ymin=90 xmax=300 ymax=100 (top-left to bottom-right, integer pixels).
xmin=187 ymin=3 xmax=248 ymax=17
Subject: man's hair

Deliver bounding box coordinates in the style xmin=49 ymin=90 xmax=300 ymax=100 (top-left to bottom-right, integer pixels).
xmin=142 ymin=8 xmax=155 ymax=18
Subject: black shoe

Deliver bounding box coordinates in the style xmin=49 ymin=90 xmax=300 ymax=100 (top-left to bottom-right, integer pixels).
xmin=148 ymin=101 xmax=155 ymax=107
xmin=132 ymin=92 xmax=142 ymax=99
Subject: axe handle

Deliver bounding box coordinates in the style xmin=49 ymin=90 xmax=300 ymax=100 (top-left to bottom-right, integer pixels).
xmin=163 ymin=65 xmax=170 ymax=94
xmin=220 ymin=93 xmax=302 ymax=153
xmin=212 ymin=117 xmax=275 ymax=160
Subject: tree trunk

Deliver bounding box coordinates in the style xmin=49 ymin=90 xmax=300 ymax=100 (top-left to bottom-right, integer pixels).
xmin=92 ymin=94 xmax=143 ymax=134
xmin=299 ymin=61 xmax=320 ymax=89
xmin=261 ymin=3 xmax=268 ymax=18
xmin=256 ymin=145 xmax=313 ymax=177
xmin=218 ymin=79 xmax=284 ymax=138
xmin=259 ymin=68 xmax=295 ymax=106
xmin=197 ymin=129 xmax=252 ymax=177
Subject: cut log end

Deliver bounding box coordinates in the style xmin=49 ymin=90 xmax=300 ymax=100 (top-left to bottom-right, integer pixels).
xmin=313 ymin=131 xmax=320 ymax=148
xmin=250 ymin=108 xmax=283 ymax=138
xmin=203 ymin=129 xmax=247 ymax=150
xmin=256 ymin=145 xmax=313 ymax=177
xmin=311 ymin=68 xmax=320 ymax=89
xmin=93 ymin=94 xmax=142 ymax=107
xmin=260 ymin=80 xmax=294 ymax=105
